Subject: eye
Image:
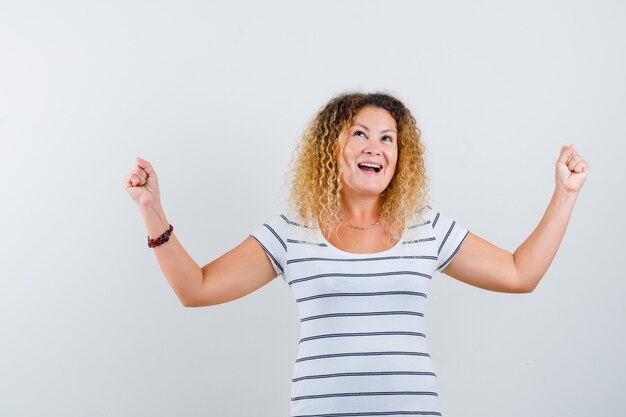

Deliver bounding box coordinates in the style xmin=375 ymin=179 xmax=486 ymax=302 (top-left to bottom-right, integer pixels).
xmin=382 ymin=135 xmax=394 ymax=142
xmin=353 ymin=130 xmax=367 ymax=138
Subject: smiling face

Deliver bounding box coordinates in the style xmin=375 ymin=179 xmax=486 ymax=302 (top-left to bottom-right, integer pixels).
xmin=339 ymin=105 xmax=398 ymax=200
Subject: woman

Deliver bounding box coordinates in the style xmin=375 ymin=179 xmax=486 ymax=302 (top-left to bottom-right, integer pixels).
xmin=123 ymin=92 xmax=589 ymax=416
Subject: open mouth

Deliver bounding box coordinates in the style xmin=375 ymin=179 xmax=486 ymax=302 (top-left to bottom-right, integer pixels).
xmin=357 ymin=162 xmax=382 ymax=173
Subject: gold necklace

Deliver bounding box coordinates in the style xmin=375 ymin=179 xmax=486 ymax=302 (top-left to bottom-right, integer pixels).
xmin=338 ymin=214 xmax=380 ymax=230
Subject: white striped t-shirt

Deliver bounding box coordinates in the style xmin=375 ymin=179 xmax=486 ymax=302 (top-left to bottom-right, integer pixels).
xmin=250 ymin=205 xmax=469 ymax=417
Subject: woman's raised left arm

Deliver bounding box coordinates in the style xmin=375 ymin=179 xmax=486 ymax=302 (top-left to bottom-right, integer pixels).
xmin=442 ymin=144 xmax=590 ymax=293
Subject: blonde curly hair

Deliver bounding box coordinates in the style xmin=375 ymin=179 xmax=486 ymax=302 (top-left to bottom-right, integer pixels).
xmin=287 ymin=91 xmax=430 ymax=243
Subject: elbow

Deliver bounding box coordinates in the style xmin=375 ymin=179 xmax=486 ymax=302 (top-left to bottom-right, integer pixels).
xmin=512 ymin=261 xmax=538 ymax=294
xmin=176 ymin=288 xmax=198 ymax=307
xmin=516 ymin=276 xmax=539 ymax=294
xmin=181 ymin=298 xmax=195 ymax=307
xmin=179 ymin=295 xmax=194 ymax=307
xmin=179 ymin=293 xmax=200 ymax=307
xmin=178 ymin=293 xmax=215 ymax=307
xmin=180 ymin=271 xmax=211 ymax=307
xmin=525 ymin=280 xmax=539 ymax=293
xmin=181 ymin=297 xmax=205 ymax=308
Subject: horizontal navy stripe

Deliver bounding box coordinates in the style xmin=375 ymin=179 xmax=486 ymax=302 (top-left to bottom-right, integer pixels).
xmin=289 ymin=271 xmax=432 ymax=286
xmin=402 ymin=237 xmax=436 ymax=244
xmin=297 ymin=291 xmax=427 ymax=303
xmin=300 ymin=331 xmax=426 ymax=344
xmin=287 ymin=239 xmax=328 ymax=247
xmin=296 ymin=351 xmax=430 ymax=363
xmin=263 ymin=223 xmax=286 ymax=251
xmin=250 ymin=235 xmax=283 ymax=273
xmin=301 ymin=311 xmax=424 ymax=322
xmin=292 ymin=390 xmax=438 ymax=401
xmin=293 ymin=370 xmax=436 ymax=382
xmin=437 ymin=230 xmax=470 ymax=271
xmin=437 ymin=221 xmax=456 ymax=256
xmin=408 ymin=220 xmax=432 ymax=229
xmin=287 ymin=255 xmax=436 ymax=265
xmin=293 ymin=410 xmax=441 ymax=416
xmin=281 ymin=214 xmax=310 ymax=228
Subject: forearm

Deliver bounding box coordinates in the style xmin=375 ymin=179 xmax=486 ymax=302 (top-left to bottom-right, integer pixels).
xmin=139 ymin=203 xmax=203 ymax=305
xmin=513 ymin=188 xmax=579 ymax=291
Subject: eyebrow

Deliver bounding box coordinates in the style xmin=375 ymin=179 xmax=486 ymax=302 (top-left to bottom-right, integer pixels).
xmin=352 ymin=123 xmax=397 ymax=134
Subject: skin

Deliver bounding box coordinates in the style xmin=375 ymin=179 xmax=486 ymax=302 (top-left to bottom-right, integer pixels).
xmin=321 ymin=106 xmax=401 ymax=253
xmin=444 ymin=144 xmax=589 ymax=293
xmin=125 ymin=109 xmax=590 ymax=306
xmin=339 ymin=105 xmax=398 ymax=205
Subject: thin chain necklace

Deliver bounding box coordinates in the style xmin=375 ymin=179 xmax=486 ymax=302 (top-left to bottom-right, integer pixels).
xmin=338 ymin=214 xmax=381 ymax=230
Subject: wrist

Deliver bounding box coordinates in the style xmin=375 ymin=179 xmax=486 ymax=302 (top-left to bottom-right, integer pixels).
xmin=139 ymin=201 xmax=165 ymax=217
xmin=139 ymin=204 xmax=170 ymax=240
xmin=148 ymin=224 xmax=174 ymax=248
xmin=553 ymin=186 xmax=579 ymax=203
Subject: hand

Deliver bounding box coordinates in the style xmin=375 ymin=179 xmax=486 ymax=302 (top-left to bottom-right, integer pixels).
xmin=123 ymin=157 xmax=162 ymax=208
xmin=555 ymin=144 xmax=589 ymax=194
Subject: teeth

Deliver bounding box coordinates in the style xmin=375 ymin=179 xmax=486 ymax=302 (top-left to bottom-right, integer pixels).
xmin=358 ymin=163 xmax=382 ymax=169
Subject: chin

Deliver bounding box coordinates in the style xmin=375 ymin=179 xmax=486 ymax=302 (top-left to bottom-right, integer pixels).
xmin=341 ymin=176 xmax=392 ymax=197
xmin=354 ymin=187 xmax=388 ymax=197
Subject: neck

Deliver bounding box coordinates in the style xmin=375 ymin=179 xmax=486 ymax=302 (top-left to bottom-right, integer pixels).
xmin=339 ymin=193 xmax=383 ymax=224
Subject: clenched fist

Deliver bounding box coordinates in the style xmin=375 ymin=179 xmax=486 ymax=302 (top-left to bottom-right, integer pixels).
xmin=123 ymin=157 xmax=161 ymax=209
xmin=555 ymin=144 xmax=589 ymax=194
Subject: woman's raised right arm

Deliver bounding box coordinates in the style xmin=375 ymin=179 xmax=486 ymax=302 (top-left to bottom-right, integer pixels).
xmin=125 ymin=157 xmax=276 ymax=307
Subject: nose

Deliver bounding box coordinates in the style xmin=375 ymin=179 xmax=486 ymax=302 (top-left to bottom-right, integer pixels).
xmin=363 ymin=143 xmax=382 ymax=156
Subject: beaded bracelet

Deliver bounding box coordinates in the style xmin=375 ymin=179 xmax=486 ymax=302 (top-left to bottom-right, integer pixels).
xmin=148 ymin=224 xmax=174 ymax=248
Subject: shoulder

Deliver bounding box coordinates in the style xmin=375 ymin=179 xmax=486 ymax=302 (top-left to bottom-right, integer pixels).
xmin=259 ymin=209 xmax=316 ymax=236
xmin=264 ymin=210 xmax=314 ymax=230
xmin=278 ymin=210 xmax=314 ymax=229
xmin=417 ymin=203 xmax=461 ymax=229
xmin=405 ymin=203 xmax=433 ymax=229
xmin=404 ymin=203 xmax=467 ymax=238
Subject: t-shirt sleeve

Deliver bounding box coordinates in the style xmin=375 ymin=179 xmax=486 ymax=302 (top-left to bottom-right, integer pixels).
xmin=430 ymin=207 xmax=470 ymax=272
xmin=249 ymin=214 xmax=288 ymax=279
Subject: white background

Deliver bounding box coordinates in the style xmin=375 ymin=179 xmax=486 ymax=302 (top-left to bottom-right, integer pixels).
xmin=1 ymin=1 xmax=624 ymax=416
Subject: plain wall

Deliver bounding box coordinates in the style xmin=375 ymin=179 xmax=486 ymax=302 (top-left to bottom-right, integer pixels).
xmin=1 ymin=1 xmax=625 ymax=416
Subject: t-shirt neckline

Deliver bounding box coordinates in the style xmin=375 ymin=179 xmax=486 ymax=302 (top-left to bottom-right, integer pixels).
xmin=314 ymin=222 xmax=405 ymax=257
